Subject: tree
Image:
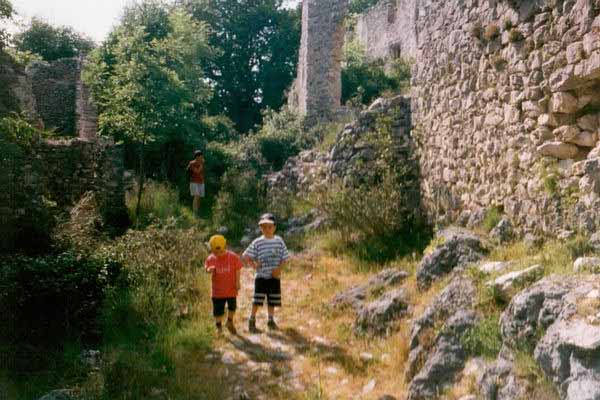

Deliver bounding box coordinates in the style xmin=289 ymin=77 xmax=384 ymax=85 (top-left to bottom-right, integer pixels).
xmin=0 ymin=0 xmax=13 ymax=49
xmin=13 ymin=18 xmax=95 ymax=61
xmin=84 ymin=4 xmax=215 ymax=218
xmin=180 ymin=0 xmax=301 ymax=132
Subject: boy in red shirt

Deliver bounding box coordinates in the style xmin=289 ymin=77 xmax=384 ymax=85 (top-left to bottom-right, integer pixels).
xmin=205 ymin=234 xmax=242 ymax=334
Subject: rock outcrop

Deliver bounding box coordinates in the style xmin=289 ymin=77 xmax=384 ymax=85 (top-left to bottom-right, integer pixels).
xmin=416 ymin=230 xmax=485 ymax=289
xmin=406 ymin=277 xmax=478 ymax=399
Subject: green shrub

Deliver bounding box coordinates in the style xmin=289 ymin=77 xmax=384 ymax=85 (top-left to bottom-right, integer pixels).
xmin=482 ymin=205 xmax=503 ymax=232
xmin=341 ymin=40 xmax=411 ymax=106
xmin=211 ymin=168 xmax=267 ymax=239
xmin=461 ymin=315 xmax=502 ymax=359
xmin=0 ymin=251 xmax=123 ymax=347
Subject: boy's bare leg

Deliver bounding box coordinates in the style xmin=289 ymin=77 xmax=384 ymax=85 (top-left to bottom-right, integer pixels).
xmin=226 ymin=310 xmax=237 ymax=334
xmin=193 ymin=196 xmax=200 ymax=215
xmin=215 ymin=315 xmax=224 ymax=333
xmin=251 ymin=304 xmax=259 ymax=318
xmin=267 ymin=306 xmax=274 ymax=319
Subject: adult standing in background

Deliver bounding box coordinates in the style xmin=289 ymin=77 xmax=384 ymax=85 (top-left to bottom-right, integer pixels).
xmin=187 ymin=150 xmax=205 ymax=215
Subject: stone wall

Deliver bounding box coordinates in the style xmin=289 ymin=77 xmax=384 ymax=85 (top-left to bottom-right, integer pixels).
xmin=355 ymin=0 xmax=418 ymax=61
xmin=11 ymin=56 xmax=98 ymax=137
xmin=290 ymin=0 xmax=349 ymax=124
xmin=410 ymin=0 xmax=600 ymax=234
xmin=0 ymin=137 xmax=127 ymax=253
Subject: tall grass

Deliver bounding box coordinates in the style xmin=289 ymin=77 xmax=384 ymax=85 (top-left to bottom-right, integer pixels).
xmin=127 ymin=180 xmax=196 ymax=228
xmin=90 ymin=226 xmax=223 ymax=399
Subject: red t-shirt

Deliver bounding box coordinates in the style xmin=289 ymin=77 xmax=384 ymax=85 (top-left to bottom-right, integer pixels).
xmin=204 ymin=250 xmax=242 ymax=298
xmin=188 ymin=160 xmax=204 ymax=183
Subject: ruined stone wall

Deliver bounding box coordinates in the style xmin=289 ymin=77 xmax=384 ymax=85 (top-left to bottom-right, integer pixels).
xmin=355 ymin=0 xmax=418 ymax=61
xmin=12 ymin=56 xmax=98 ymax=137
xmin=410 ymin=0 xmax=600 ymax=234
xmin=0 ymin=137 xmax=127 ymax=252
xmin=291 ymin=0 xmax=349 ymax=124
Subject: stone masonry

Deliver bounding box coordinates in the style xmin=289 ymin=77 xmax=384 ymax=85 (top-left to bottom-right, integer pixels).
xmin=294 ymin=0 xmax=600 ymax=236
xmin=355 ymin=0 xmax=418 ymax=61
xmin=290 ymin=0 xmax=349 ymax=124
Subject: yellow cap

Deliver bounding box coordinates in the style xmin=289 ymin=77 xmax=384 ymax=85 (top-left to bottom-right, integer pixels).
xmin=209 ymin=235 xmax=226 ymax=252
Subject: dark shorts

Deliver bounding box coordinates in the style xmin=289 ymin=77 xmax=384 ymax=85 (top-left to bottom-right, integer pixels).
xmin=212 ymin=297 xmax=237 ymax=317
xmin=253 ymin=277 xmax=281 ymax=307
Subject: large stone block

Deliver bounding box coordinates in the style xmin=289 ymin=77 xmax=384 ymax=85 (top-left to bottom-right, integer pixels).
xmin=538 ymin=141 xmax=580 ymax=159
xmin=551 ymin=92 xmax=579 ymax=113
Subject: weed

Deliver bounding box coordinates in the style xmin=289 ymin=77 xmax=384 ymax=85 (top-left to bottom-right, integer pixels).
xmin=484 ymin=24 xmax=500 ymax=41
xmin=503 ymin=18 xmax=514 ymax=31
xmin=509 ymin=29 xmax=524 ymax=42
xmin=514 ymin=350 xmax=560 ymax=400
xmin=491 ymin=55 xmax=507 ymax=70
xmin=565 ymin=235 xmax=593 ymax=259
xmin=461 ymin=315 xmax=502 ymax=359
xmin=470 ymin=23 xmax=483 ymax=40
xmin=482 ymin=205 xmax=503 ymax=232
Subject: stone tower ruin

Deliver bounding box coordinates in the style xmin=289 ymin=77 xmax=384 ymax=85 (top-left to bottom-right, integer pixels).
xmin=290 ymin=0 xmax=349 ymax=124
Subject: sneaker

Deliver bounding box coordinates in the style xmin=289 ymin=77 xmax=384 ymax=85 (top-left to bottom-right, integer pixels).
xmin=248 ymin=318 xmax=258 ymax=333
xmin=226 ymin=320 xmax=237 ymax=335
xmin=267 ymin=319 xmax=278 ymax=330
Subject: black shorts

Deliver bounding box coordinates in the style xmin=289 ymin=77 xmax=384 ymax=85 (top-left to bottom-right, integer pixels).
xmin=253 ymin=277 xmax=281 ymax=307
xmin=212 ymin=297 xmax=237 ymax=317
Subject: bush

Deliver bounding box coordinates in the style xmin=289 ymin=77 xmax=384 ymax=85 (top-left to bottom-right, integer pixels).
xmin=342 ymin=40 xmax=411 ymax=106
xmin=312 ymin=113 xmax=429 ymax=261
xmin=254 ymin=108 xmax=304 ymax=170
xmin=94 ymin=226 xmax=216 ymax=399
xmin=0 ymin=251 xmax=123 ymax=347
xmin=211 ymin=168 xmax=267 ymax=239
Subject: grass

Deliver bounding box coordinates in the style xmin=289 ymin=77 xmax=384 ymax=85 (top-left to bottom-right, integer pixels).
xmin=127 ymin=180 xmax=197 ymax=229
xmin=482 ymin=206 xmax=503 ymax=232
xmin=514 ymin=350 xmax=560 ymax=400
xmin=461 ymin=314 xmax=502 ymax=359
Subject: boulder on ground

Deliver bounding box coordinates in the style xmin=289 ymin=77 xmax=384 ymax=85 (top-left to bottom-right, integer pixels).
xmin=499 ymin=276 xmax=600 ymax=400
xmin=406 ymin=277 xmax=477 ymax=398
xmin=574 ymin=256 xmax=600 ymax=273
xmin=331 ymin=268 xmax=408 ymax=310
xmin=490 ymin=218 xmax=513 ymax=243
xmin=416 ymin=231 xmax=485 ymax=289
xmin=479 ymin=261 xmax=512 ymax=274
xmin=487 ymin=265 xmax=543 ymax=301
xmin=407 ymin=310 xmax=478 ymax=400
xmin=354 ymin=288 xmax=407 ymax=336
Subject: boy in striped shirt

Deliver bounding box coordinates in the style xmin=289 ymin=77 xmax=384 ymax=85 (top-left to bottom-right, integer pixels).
xmin=242 ymin=213 xmax=290 ymax=333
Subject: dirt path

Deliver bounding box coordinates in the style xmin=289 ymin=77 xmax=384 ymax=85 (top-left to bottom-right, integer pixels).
xmin=198 ymin=253 xmax=387 ymax=400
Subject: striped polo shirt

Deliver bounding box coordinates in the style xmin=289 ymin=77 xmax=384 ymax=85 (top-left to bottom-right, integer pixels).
xmin=243 ymin=235 xmax=290 ymax=279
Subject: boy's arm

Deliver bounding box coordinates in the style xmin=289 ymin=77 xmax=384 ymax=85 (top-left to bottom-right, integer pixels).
xmin=204 ymin=259 xmax=215 ymax=273
xmin=235 ymin=268 xmax=241 ymax=291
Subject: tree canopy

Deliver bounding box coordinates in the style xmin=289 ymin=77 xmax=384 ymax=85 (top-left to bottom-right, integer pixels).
xmin=348 ymin=0 xmax=380 ymax=14
xmin=180 ymin=0 xmax=301 ymax=132
xmin=0 ymin=0 xmax=13 ymax=49
xmin=84 ymin=4 xmax=214 ymax=146
xmin=13 ymin=18 xmax=95 ymax=61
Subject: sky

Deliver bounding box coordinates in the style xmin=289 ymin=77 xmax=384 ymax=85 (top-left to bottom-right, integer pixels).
xmin=9 ymin=0 xmax=134 ymax=43
xmin=8 ymin=0 xmax=302 ymax=44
